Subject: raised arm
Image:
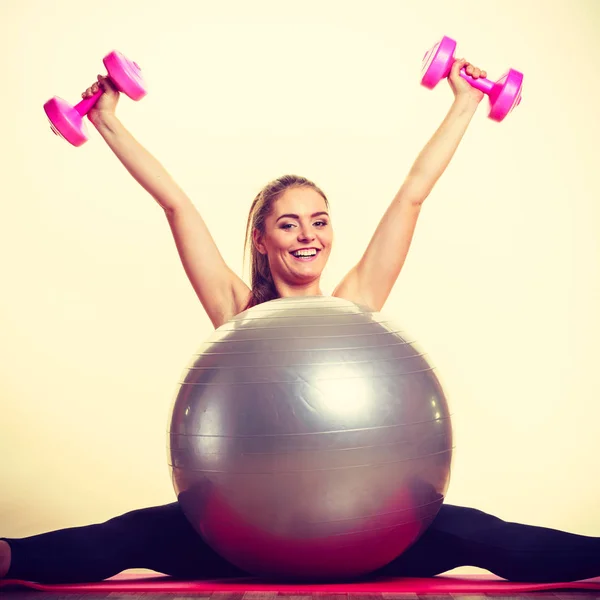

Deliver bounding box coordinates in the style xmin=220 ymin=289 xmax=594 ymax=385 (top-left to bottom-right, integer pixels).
xmin=87 ymin=76 xmax=250 ymax=328
xmin=333 ymin=59 xmax=486 ymax=311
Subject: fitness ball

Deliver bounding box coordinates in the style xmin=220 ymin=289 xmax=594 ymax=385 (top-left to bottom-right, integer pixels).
xmin=167 ymin=296 xmax=453 ymax=580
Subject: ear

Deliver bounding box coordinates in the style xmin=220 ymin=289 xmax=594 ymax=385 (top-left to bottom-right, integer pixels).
xmin=252 ymin=228 xmax=267 ymax=255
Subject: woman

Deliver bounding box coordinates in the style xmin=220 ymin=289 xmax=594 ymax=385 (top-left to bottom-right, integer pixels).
xmin=2 ymin=58 xmax=600 ymax=585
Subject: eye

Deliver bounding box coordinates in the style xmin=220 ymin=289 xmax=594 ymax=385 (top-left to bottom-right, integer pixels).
xmin=314 ymin=220 xmax=328 ymax=227
xmin=280 ymin=223 xmax=295 ymax=230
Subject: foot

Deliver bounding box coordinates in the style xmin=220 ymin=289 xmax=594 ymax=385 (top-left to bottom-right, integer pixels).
xmin=0 ymin=540 xmax=11 ymax=578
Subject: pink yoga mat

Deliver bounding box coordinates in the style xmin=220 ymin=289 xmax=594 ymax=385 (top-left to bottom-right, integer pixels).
xmin=3 ymin=571 xmax=600 ymax=593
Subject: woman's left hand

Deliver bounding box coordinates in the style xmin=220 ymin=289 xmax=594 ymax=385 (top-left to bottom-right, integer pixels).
xmin=448 ymin=58 xmax=487 ymax=103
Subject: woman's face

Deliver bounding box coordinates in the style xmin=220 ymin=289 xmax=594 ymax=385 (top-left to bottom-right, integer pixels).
xmin=255 ymin=186 xmax=333 ymax=287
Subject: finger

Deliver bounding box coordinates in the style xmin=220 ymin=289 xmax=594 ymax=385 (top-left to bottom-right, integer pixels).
xmin=451 ymin=57 xmax=467 ymax=76
xmin=97 ymin=74 xmax=117 ymax=93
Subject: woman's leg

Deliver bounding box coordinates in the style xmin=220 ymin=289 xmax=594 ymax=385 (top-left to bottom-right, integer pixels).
xmin=7 ymin=502 xmax=600 ymax=584
xmin=376 ymin=504 xmax=600 ymax=582
xmin=1 ymin=502 xmax=246 ymax=584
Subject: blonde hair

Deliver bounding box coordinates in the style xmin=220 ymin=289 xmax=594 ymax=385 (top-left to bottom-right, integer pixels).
xmin=243 ymin=174 xmax=329 ymax=309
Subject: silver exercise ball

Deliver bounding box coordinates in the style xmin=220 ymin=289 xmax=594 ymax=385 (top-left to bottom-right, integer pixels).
xmin=167 ymin=296 xmax=452 ymax=581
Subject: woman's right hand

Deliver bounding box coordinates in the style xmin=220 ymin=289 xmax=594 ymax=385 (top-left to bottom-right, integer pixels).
xmin=83 ymin=74 xmax=120 ymax=125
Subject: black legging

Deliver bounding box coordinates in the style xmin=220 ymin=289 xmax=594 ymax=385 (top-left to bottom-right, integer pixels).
xmin=3 ymin=502 xmax=600 ymax=584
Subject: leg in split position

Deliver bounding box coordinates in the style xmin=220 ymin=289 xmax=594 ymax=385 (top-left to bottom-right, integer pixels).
xmin=377 ymin=503 xmax=600 ymax=583
xmin=3 ymin=503 xmax=600 ymax=584
xmin=1 ymin=502 xmax=245 ymax=584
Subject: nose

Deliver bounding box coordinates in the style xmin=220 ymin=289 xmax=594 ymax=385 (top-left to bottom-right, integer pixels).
xmin=298 ymin=226 xmax=315 ymax=242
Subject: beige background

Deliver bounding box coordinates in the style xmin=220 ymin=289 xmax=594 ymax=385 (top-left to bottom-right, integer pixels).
xmin=1 ymin=0 xmax=599 ymax=576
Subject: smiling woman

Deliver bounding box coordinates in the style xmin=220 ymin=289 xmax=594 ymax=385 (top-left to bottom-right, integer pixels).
xmin=5 ymin=32 xmax=600 ymax=587
xmin=246 ymin=178 xmax=334 ymax=308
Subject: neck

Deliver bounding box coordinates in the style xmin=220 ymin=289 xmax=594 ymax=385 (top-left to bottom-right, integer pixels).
xmin=275 ymin=279 xmax=323 ymax=299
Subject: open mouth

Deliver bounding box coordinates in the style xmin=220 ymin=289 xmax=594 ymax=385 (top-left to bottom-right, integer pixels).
xmin=290 ymin=248 xmax=320 ymax=261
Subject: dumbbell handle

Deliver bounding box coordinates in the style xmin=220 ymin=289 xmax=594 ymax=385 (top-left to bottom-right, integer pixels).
xmin=459 ymin=69 xmax=496 ymax=95
xmin=73 ymin=89 xmax=103 ymax=118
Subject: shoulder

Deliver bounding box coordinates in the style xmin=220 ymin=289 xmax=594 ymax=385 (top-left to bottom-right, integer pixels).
xmin=331 ymin=264 xmax=383 ymax=311
xmin=331 ymin=279 xmax=377 ymax=312
xmin=210 ymin=280 xmax=252 ymax=329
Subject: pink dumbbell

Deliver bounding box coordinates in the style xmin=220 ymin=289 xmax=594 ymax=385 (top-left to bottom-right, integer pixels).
xmin=44 ymin=51 xmax=147 ymax=147
xmin=421 ymin=36 xmax=523 ymax=122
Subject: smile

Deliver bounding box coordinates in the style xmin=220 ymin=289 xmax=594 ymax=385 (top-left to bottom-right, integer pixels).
xmin=290 ymin=248 xmax=320 ymax=261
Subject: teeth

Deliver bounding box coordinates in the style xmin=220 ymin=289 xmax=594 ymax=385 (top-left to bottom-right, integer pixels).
xmin=293 ymin=250 xmax=317 ymax=257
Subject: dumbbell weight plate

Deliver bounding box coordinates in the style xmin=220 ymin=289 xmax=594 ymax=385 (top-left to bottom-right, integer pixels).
xmin=489 ymin=68 xmax=523 ymax=122
xmin=103 ymin=51 xmax=146 ymax=100
xmin=44 ymin=97 xmax=90 ymax=146
xmin=421 ymin=36 xmax=456 ymax=89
